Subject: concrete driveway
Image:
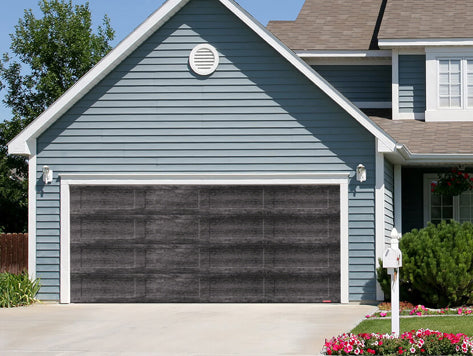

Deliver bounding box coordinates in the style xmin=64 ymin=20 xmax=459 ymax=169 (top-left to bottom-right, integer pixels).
xmin=0 ymin=303 xmax=376 ymax=355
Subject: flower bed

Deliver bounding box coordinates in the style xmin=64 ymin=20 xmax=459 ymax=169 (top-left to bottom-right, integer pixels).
xmin=366 ymin=305 xmax=473 ymax=319
xmin=323 ymin=329 xmax=473 ymax=355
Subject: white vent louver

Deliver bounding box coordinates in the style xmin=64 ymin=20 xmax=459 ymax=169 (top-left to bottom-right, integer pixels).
xmin=189 ymin=44 xmax=219 ymax=76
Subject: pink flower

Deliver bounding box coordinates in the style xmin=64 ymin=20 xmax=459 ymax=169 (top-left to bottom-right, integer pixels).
xmin=366 ymin=314 xmax=371 ymax=318
xmin=380 ymin=312 xmax=387 ymax=317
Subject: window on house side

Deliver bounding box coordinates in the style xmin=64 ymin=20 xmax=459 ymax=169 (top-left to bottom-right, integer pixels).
xmin=424 ymin=174 xmax=473 ymax=225
xmin=438 ymin=58 xmax=473 ymax=109
xmin=439 ymin=59 xmax=461 ymax=108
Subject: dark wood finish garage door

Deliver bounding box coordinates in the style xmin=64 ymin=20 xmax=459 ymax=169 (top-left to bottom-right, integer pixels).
xmin=70 ymin=185 xmax=340 ymax=303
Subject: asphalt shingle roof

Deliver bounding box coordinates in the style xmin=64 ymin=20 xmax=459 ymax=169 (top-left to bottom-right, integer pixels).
xmin=379 ymin=0 xmax=473 ymax=40
xmin=370 ymin=116 xmax=473 ymax=154
xmin=267 ymin=0 xmax=384 ymax=50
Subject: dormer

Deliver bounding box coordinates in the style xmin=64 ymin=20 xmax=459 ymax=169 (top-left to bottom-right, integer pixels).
xmin=378 ymin=0 xmax=473 ymax=122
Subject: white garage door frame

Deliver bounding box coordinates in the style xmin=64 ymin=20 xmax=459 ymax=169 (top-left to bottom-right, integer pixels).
xmin=59 ymin=173 xmax=350 ymax=304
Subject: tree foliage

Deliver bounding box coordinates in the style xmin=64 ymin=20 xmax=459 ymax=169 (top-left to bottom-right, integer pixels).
xmin=0 ymin=0 xmax=115 ymax=232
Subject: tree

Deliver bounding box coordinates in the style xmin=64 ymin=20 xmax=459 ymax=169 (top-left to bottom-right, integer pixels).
xmin=0 ymin=0 xmax=115 ymax=232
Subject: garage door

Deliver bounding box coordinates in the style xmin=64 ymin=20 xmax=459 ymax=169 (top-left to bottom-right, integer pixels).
xmin=70 ymin=185 xmax=340 ymax=303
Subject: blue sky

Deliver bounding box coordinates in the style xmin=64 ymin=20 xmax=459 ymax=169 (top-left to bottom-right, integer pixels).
xmin=0 ymin=0 xmax=304 ymax=122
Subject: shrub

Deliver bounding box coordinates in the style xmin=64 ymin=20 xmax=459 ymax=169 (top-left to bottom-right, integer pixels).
xmin=323 ymin=329 xmax=473 ymax=355
xmin=0 ymin=272 xmax=41 ymax=308
xmin=377 ymin=221 xmax=473 ymax=308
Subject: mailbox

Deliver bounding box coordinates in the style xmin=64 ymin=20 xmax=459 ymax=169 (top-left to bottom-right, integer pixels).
xmin=383 ymin=248 xmax=402 ymax=268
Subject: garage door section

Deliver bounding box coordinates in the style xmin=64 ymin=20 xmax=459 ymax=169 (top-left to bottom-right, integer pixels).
xmin=70 ymin=185 xmax=340 ymax=303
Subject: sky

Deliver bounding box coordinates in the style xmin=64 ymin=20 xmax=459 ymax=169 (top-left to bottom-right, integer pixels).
xmin=0 ymin=0 xmax=305 ymax=122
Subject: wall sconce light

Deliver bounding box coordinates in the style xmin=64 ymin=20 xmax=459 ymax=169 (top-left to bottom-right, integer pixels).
xmin=356 ymin=164 xmax=366 ymax=182
xmin=42 ymin=166 xmax=53 ymax=184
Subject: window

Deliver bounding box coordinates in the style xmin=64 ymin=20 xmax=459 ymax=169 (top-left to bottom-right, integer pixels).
xmin=424 ymin=174 xmax=473 ymax=225
xmin=438 ymin=58 xmax=473 ymax=109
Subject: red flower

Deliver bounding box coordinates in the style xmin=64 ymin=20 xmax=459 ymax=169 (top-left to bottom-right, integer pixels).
xmin=367 ymin=349 xmax=376 ymax=355
xmin=421 ymin=349 xmax=425 ymax=353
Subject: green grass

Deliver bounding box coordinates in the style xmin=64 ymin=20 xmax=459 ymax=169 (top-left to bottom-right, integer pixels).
xmin=351 ymin=316 xmax=473 ymax=336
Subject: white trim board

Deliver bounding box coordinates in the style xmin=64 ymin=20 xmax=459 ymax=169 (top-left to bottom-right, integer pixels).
xmin=375 ymin=142 xmax=385 ymax=301
xmin=379 ymin=38 xmax=473 ymax=48
xmin=296 ymin=50 xmax=392 ymax=58
xmin=59 ymin=173 xmax=350 ymax=304
xmin=28 ymin=142 xmax=37 ymax=281
xmin=8 ymin=0 xmax=397 ymax=155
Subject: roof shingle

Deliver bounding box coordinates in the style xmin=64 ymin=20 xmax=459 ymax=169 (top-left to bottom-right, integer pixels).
xmin=370 ymin=116 xmax=473 ymax=155
xmin=267 ymin=0 xmax=384 ymax=50
xmin=379 ymin=0 xmax=473 ymax=40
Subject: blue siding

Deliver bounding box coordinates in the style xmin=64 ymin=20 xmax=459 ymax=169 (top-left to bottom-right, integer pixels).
xmin=384 ymin=159 xmax=394 ymax=242
xmin=35 ymin=0 xmax=377 ymax=301
xmin=399 ymin=55 xmax=426 ymax=113
xmin=311 ymin=65 xmax=392 ymax=107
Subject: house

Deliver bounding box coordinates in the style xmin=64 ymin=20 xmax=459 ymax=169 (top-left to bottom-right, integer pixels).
xmin=7 ymin=0 xmax=473 ymax=304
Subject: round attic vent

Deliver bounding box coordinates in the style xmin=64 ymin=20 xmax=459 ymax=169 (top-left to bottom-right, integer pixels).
xmin=189 ymin=44 xmax=219 ymax=76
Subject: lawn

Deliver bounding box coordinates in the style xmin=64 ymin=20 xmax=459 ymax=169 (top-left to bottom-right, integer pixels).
xmin=351 ymin=316 xmax=473 ymax=336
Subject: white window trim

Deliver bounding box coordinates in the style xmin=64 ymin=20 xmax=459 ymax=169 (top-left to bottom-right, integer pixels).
xmin=437 ymin=57 xmax=467 ymax=109
xmin=59 ymin=173 xmax=350 ymax=304
xmin=423 ymin=173 xmax=467 ymax=225
xmin=426 ymin=48 xmax=473 ymax=121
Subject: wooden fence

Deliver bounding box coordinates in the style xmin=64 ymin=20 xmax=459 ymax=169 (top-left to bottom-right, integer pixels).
xmin=0 ymin=233 xmax=28 ymax=274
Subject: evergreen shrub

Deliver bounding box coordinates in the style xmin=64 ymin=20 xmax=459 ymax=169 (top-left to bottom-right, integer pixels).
xmin=377 ymin=221 xmax=473 ymax=308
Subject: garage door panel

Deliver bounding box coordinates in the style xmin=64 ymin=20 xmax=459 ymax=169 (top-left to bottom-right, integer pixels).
xmin=71 ymin=186 xmax=140 ymax=212
xmin=145 ymin=245 xmax=200 ymax=269
xmin=205 ymin=273 xmax=265 ymax=302
xmin=267 ymin=271 xmax=341 ymax=303
xmin=72 ymin=275 xmax=145 ymax=303
xmin=203 ymin=215 xmax=264 ymax=241
xmin=71 ymin=246 xmax=144 ymax=269
xmin=202 ymin=186 xmax=264 ymax=210
xmin=264 ymin=215 xmax=331 ymax=240
xmin=264 ymin=185 xmax=339 ymax=209
xmin=265 ymin=244 xmax=335 ymax=269
xmin=206 ymin=244 xmax=264 ymax=269
xmin=145 ymin=216 xmax=200 ymax=242
xmin=71 ymin=217 xmax=140 ymax=241
xmin=145 ymin=186 xmax=199 ymax=210
xmin=145 ymin=275 xmax=201 ymax=302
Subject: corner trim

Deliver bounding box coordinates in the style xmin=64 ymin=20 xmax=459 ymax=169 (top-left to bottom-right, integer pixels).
xmin=394 ymin=165 xmax=402 ymax=232
xmin=59 ymin=173 xmax=351 ymax=304
xmin=392 ymin=49 xmax=400 ymax=120
xmin=28 ymin=142 xmax=37 ymax=281
xmin=375 ymin=141 xmax=385 ymax=301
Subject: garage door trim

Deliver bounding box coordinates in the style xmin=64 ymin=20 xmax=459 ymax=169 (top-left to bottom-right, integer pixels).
xmin=59 ymin=173 xmax=350 ymax=304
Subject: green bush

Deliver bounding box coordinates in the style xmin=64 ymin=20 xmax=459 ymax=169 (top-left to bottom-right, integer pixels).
xmin=377 ymin=221 xmax=473 ymax=308
xmin=0 ymin=272 xmax=41 ymax=308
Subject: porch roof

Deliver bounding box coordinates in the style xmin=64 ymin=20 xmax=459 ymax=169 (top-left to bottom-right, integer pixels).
xmin=370 ymin=116 xmax=473 ymax=155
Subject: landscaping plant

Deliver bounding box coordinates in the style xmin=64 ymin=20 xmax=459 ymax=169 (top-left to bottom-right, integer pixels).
xmin=0 ymin=272 xmax=40 ymax=308
xmin=323 ymin=329 xmax=473 ymax=355
xmin=377 ymin=221 xmax=473 ymax=308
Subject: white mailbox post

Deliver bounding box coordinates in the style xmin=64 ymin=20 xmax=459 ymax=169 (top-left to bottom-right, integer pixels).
xmin=383 ymin=227 xmax=402 ymax=336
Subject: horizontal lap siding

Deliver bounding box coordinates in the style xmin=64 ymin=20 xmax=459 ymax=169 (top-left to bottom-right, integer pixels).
xmin=35 ymin=0 xmax=376 ymax=301
xmin=311 ymin=65 xmax=392 ymax=106
xmin=399 ymin=55 xmax=426 ymax=114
